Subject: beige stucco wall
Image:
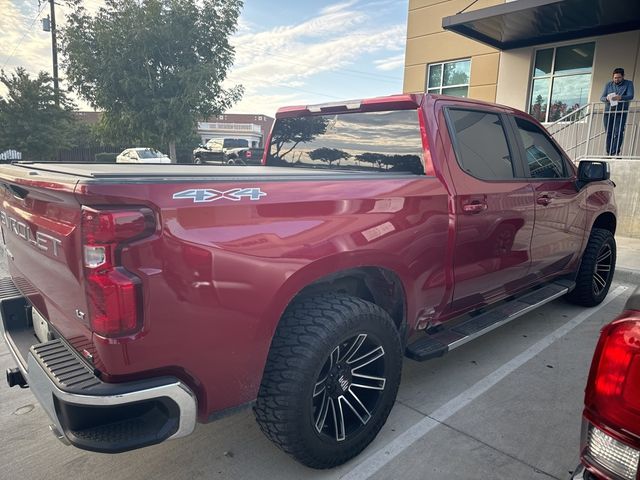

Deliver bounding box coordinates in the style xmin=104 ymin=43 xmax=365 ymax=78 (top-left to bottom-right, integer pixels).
xmin=403 ymin=0 xmax=504 ymax=98
xmin=495 ymin=32 xmax=640 ymax=113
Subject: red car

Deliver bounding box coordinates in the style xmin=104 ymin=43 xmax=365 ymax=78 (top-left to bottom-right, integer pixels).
xmin=573 ymin=286 xmax=640 ymax=480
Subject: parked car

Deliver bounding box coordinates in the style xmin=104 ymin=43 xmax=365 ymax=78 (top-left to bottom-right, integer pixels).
xmin=0 ymin=93 xmax=617 ymax=468
xmin=571 ymin=286 xmax=640 ymax=480
xmin=116 ymin=147 xmax=171 ymax=163
xmin=193 ymin=138 xmax=263 ymax=165
xmin=192 ymin=139 xmax=225 ymax=164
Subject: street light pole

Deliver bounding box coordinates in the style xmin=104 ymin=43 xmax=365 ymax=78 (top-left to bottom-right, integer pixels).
xmin=49 ymin=0 xmax=59 ymax=106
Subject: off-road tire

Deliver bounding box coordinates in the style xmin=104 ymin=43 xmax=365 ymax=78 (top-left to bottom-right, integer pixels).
xmin=254 ymin=294 xmax=402 ymax=469
xmin=567 ymin=228 xmax=616 ymax=307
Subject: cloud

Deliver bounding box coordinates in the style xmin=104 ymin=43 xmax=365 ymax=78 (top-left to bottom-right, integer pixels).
xmin=226 ymin=3 xmax=406 ymax=114
xmin=320 ymin=0 xmax=359 ymax=15
xmin=1 ymin=0 xmax=407 ymax=117
xmin=374 ymin=54 xmax=406 ymax=71
xmin=0 ymin=1 xmax=51 ymax=73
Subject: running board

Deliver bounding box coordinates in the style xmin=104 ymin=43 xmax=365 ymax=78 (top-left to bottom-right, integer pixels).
xmin=405 ymin=280 xmax=575 ymax=362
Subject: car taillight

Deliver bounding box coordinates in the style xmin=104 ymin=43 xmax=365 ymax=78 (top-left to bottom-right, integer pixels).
xmin=583 ymin=317 xmax=640 ymax=479
xmin=81 ymin=207 xmax=155 ymax=337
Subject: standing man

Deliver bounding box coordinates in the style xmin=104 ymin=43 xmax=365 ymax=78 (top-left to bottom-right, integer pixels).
xmin=601 ymin=67 xmax=635 ymax=156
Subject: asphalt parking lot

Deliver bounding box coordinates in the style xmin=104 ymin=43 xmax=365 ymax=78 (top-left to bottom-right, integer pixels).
xmin=0 ymin=246 xmax=637 ymax=480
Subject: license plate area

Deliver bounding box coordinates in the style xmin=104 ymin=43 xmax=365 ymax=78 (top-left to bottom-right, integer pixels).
xmin=32 ymin=308 xmax=51 ymax=343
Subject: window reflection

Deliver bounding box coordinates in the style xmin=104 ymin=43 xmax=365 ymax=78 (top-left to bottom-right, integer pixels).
xmin=529 ymin=42 xmax=594 ymax=123
xmin=267 ymin=110 xmax=425 ymax=175
xmin=515 ymin=117 xmax=566 ymax=178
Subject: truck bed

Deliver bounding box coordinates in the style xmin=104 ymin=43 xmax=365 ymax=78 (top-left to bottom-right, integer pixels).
xmin=9 ymin=162 xmax=402 ymax=181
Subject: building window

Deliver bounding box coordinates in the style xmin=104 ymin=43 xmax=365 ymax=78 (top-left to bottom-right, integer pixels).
xmin=427 ymin=59 xmax=471 ymax=97
xmin=529 ymin=42 xmax=595 ymax=123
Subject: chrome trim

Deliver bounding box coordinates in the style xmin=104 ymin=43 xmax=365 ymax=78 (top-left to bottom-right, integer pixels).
xmin=26 ymin=352 xmax=197 ymax=440
xmin=447 ymin=286 xmax=570 ymax=351
xmin=0 ymin=281 xmax=197 ymax=444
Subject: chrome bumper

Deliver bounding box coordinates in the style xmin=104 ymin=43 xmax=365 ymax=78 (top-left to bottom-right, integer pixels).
xmin=0 ymin=277 xmax=197 ymax=452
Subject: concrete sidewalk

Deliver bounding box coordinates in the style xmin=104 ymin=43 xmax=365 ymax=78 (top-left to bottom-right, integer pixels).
xmin=615 ymin=235 xmax=640 ymax=284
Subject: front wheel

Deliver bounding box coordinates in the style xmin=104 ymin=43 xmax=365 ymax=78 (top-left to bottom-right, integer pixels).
xmin=567 ymin=228 xmax=616 ymax=307
xmin=254 ymin=294 xmax=402 ymax=469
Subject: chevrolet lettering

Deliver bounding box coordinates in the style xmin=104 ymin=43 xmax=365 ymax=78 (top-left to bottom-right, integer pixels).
xmin=0 ymin=210 xmax=61 ymax=256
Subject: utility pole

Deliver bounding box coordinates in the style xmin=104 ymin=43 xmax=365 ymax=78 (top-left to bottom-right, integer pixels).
xmin=49 ymin=0 xmax=59 ymax=106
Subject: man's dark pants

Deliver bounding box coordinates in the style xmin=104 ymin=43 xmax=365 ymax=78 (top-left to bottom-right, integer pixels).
xmin=603 ymin=109 xmax=628 ymax=155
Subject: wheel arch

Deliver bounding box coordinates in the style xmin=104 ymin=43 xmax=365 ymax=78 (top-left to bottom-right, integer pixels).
xmin=261 ymin=255 xmax=412 ymax=348
xmin=292 ymin=266 xmax=407 ymax=332
xmin=591 ymin=211 xmax=616 ymax=236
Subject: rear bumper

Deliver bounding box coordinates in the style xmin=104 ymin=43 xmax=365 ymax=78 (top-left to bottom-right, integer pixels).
xmin=0 ymin=277 xmax=197 ymax=453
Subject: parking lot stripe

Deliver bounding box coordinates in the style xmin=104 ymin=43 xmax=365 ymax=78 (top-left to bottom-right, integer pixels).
xmin=341 ymin=285 xmax=629 ymax=480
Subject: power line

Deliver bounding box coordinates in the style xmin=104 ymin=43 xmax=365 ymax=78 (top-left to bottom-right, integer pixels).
xmin=1 ymin=2 xmax=48 ymax=71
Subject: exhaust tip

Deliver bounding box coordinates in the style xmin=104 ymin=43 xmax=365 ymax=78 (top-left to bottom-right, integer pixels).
xmin=6 ymin=367 xmax=27 ymax=388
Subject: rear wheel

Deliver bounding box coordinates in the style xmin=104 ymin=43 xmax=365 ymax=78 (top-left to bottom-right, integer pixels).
xmin=567 ymin=228 xmax=616 ymax=307
xmin=194 ymin=157 xmax=203 ymax=164
xmin=254 ymin=294 xmax=402 ymax=469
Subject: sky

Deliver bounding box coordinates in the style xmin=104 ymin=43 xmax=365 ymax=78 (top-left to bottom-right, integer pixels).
xmin=0 ymin=0 xmax=409 ymax=117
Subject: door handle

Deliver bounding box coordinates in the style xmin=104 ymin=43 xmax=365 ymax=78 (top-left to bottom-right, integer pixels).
xmin=537 ymin=195 xmax=552 ymax=206
xmin=462 ymin=201 xmax=488 ymax=214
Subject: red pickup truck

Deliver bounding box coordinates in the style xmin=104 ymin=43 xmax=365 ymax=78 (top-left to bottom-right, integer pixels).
xmin=0 ymin=94 xmax=617 ymax=468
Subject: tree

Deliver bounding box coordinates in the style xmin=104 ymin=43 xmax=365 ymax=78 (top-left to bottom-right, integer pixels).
xmin=61 ymin=0 xmax=244 ymax=160
xmin=308 ymin=147 xmax=350 ymax=167
xmin=356 ymin=152 xmax=390 ymax=170
xmin=531 ymin=94 xmax=546 ymax=122
xmin=271 ymin=117 xmax=329 ymax=159
xmin=0 ymin=68 xmax=78 ymax=161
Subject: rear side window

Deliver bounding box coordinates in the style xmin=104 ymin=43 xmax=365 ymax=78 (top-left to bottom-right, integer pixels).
xmin=514 ymin=117 xmax=567 ymax=179
xmin=448 ymin=109 xmax=514 ymax=180
xmin=266 ymin=110 xmax=424 ymax=174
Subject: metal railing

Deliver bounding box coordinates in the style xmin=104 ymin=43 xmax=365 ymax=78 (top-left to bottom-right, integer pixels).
xmin=546 ymin=100 xmax=640 ymax=161
xmin=197 ymin=122 xmax=262 ymax=133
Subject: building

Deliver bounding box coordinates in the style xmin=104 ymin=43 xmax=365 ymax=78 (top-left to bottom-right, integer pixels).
xmin=403 ymin=0 xmax=640 ymax=237
xmin=404 ymin=0 xmax=640 ymax=132
xmin=197 ymin=113 xmax=274 ymax=148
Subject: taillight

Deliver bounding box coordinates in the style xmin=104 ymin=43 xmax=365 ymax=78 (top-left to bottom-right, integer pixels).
xmin=81 ymin=207 xmax=155 ymax=337
xmin=583 ymin=317 xmax=640 ymax=479
xmin=588 ymin=319 xmax=640 ymax=431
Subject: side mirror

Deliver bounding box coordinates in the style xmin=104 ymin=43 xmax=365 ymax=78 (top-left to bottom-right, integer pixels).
xmin=576 ymin=160 xmax=610 ymax=189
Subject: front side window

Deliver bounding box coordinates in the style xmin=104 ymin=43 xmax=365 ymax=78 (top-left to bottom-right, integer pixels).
xmin=514 ymin=117 xmax=567 ymax=179
xmin=427 ymin=59 xmax=471 ymax=97
xmin=448 ymin=109 xmax=514 ymax=180
xmin=266 ymin=110 xmax=424 ymax=175
xmin=529 ymin=42 xmax=595 ymax=123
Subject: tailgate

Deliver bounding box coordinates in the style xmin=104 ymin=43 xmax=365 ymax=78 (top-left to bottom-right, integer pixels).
xmin=0 ymin=167 xmax=91 ymax=353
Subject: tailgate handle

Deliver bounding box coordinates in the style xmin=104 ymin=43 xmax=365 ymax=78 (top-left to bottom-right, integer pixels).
xmin=7 ymin=184 xmax=28 ymax=200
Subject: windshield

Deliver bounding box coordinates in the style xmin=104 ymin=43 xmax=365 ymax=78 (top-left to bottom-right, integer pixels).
xmin=266 ymin=110 xmax=424 ymax=175
xmin=137 ymin=149 xmax=164 ymax=159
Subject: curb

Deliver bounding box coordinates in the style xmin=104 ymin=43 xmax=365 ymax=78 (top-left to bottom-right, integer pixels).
xmin=614 ymin=267 xmax=640 ymax=285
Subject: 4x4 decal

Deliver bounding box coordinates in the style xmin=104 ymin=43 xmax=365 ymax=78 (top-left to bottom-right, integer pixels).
xmin=173 ymin=188 xmax=267 ymax=203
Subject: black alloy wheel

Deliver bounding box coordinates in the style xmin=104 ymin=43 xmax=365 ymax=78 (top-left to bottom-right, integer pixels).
xmin=254 ymin=294 xmax=402 ymax=469
xmin=567 ymin=228 xmax=616 ymax=307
